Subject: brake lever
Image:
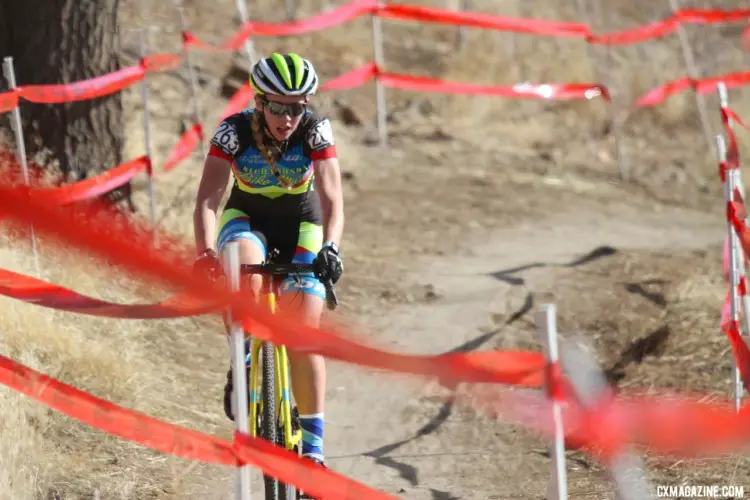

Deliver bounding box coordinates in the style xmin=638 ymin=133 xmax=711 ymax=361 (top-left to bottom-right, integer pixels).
xmin=324 ymin=281 xmax=338 ymax=311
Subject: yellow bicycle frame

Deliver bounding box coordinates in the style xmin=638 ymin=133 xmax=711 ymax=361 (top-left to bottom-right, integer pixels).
xmin=248 ymin=282 xmax=303 ymax=452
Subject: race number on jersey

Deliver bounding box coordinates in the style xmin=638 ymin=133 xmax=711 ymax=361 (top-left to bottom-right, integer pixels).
xmin=211 ymin=121 xmax=241 ymax=156
xmin=307 ymin=119 xmax=335 ymax=151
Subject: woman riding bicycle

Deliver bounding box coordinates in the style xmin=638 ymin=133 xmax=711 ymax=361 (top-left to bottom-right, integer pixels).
xmin=191 ymin=52 xmax=344 ymax=474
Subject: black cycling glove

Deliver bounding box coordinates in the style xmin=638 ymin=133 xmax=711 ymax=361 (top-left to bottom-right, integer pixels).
xmin=193 ymin=249 xmax=223 ymax=283
xmin=314 ymin=242 xmax=343 ymax=284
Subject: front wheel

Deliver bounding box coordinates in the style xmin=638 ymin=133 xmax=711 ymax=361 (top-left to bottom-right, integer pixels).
xmin=261 ymin=341 xmax=279 ymax=500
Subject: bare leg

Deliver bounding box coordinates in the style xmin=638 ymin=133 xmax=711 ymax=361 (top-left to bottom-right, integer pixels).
xmin=280 ymin=290 xmax=327 ymax=462
xmin=285 ymin=294 xmax=326 ymax=414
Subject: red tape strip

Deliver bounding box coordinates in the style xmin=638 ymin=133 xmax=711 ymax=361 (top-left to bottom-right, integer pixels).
xmin=18 ymin=66 xmax=145 ymax=104
xmin=0 ymin=267 xmax=224 ymax=318
xmin=0 ymin=185 xmax=548 ymax=387
xmin=182 ymin=2 xmax=750 ymax=49
xmin=380 ymin=3 xmax=589 ymax=38
xmin=32 ymin=156 xmax=150 ymax=205
xmin=6 ymin=2 xmax=750 ymax=113
xmin=0 ymin=352 xmax=397 ymax=498
xmin=0 ymin=89 xmax=19 ymax=112
xmin=162 ymin=123 xmax=204 ymax=173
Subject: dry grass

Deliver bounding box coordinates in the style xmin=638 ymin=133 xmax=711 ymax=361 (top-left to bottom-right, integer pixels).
xmin=0 ymin=375 xmax=52 ymax=500
xmin=0 ymin=227 xmax=234 ymax=498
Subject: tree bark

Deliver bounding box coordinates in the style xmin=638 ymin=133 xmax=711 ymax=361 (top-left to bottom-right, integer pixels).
xmin=0 ymin=0 xmax=129 ymax=208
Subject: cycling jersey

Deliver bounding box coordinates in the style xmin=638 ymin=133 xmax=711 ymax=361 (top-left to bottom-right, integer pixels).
xmin=208 ymin=108 xmax=336 ymax=221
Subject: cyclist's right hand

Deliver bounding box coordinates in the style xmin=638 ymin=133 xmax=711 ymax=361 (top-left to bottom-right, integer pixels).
xmin=193 ymin=249 xmax=223 ymax=283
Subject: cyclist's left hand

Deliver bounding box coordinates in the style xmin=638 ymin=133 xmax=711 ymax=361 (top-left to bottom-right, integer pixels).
xmin=314 ymin=242 xmax=343 ymax=284
xmin=193 ymin=249 xmax=224 ymax=283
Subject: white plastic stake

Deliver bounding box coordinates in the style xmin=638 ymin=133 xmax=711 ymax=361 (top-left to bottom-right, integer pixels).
xmin=670 ymin=0 xmax=714 ymax=152
xmin=223 ymin=241 xmax=252 ymax=500
xmin=372 ymin=1 xmax=387 ymax=147
xmin=455 ymin=0 xmax=469 ymax=49
xmin=234 ymin=0 xmax=257 ymax=73
xmin=176 ymin=0 xmax=207 ymax=158
xmin=717 ymin=133 xmax=745 ymax=412
xmin=718 ymin=82 xmax=750 ymax=412
xmin=2 ymin=56 xmax=40 ymax=276
xmin=575 ymin=0 xmax=629 ymax=181
xmin=719 ymin=83 xmax=747 ymax=205
xmin=138 ymin=30 xmax=157 ymax=245
xmin=285 ymin=0 xmax=297 ymax=21
xmin=560 ymin=337 xmax=653 ymax=500
xmin=506 ymin=0 xmax=532 ymax=81
xmin=535 ymin=304 xmax=567 ymax=500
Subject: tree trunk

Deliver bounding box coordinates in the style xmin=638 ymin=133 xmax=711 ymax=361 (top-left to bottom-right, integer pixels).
xmin=0 ymin=0 xmax=131 ymax=209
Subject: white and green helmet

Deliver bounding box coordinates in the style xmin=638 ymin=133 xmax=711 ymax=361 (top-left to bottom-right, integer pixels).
xmin=249 ymin=52 xmax=319 ymax=96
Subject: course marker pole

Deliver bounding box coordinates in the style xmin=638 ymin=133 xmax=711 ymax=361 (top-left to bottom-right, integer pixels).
xmin=234 ymin=0 xmax=258 ymax=74
xmin=223 ymin=240 xmax=253 ymax=500
xmin=560 ymin=336 xmax=653 ymax=499
xmin=717 ymin=132 xmax=745 ymax=412
xmin=138 ymin=30 xmax=157 ymax=246
xmin=176 ymin=0 xmax=207 ymax=158
xmin=372 ymin=1 xmax=388 ymax=147
xmin=2 ymin=56 xmax=41 ymax=276
xmin=535 ymin=304 xmax=567 ymax=500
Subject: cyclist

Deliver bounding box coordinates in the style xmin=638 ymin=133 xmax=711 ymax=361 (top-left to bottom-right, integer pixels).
xmin=191 ymin=52 xmax=344 ymax=476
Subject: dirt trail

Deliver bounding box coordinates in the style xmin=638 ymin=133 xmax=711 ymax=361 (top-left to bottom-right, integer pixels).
xmin=302 ymin=199 xmax=724 ymax=499
xmin=153 ymin=195 xmax=724 ymax=500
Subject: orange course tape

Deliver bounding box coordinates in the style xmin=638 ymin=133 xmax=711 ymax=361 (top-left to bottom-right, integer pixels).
xmin=0 ymin=352 xmax=397 ymax=499
xmin=0 ymin=184 xmax=548 ymax=387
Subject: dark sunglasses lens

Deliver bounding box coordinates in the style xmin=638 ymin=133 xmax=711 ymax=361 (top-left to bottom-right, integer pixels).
xmin=266 ymin=100 xmax=305 ymax=116
xmin=289 ymin=104 xmax=305 ymax=116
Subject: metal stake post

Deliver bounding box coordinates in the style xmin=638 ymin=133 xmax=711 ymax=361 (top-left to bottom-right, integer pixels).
xmin=670 ymin=0 xmax=714 ymax=152
xmin=535 ymin=304 xmax=567 ymax=500
xmin=223 ymin=241 xmax=253 ymax=500
xmin=718 ymin=133 xmax=745 ymax=412
xmin=138 ymin=30 xmax=157 ymax=246
xmin=718 ymin=82 xmax=750 ymax=412
xmin=234 ymin=0 xmax=258 ymax=73
xmin=2 ymin=56 xmax=40 ymax=275
xmin=176 ymin=0 xmax=207 ymax=158
xmin=560 ymin=338 xmax=653 ymax=499
xmin=372 ymin=2 xmax=387 ymax=147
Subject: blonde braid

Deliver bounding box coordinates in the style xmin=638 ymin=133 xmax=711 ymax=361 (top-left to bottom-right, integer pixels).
xmin=251 ymin=111 xmax=292 ymax=190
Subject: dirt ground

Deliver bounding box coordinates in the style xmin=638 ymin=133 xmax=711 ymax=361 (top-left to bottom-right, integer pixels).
xmin=3 ymin=0 xmax=750 ymax=498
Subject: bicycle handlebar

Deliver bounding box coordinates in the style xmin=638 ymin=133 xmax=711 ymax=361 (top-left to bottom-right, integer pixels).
xmin=239 ymin=263 xmax=338 ymax=311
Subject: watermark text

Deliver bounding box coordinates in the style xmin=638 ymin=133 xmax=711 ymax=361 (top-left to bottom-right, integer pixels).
xmin=656 ymin=484 xmax=745 ymax=498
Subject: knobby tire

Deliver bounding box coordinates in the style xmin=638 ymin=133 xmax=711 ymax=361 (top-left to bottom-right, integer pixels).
xmin=262 ymin=341 xmax=278 ymax=500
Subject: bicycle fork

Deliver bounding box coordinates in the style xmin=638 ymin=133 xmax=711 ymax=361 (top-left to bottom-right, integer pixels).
xmin=248 ymin=290 xmax=302 ymax=452
xmin=249 ymin=338 xmax=261 ymax=438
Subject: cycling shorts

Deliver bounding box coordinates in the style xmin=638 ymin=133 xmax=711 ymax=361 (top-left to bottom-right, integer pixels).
xmin=216 ymin=207 xmax=326 ymax=301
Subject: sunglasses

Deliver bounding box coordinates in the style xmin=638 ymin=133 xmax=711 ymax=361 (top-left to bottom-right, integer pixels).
xmin=261 ymin=97 xmax=307 ymax=117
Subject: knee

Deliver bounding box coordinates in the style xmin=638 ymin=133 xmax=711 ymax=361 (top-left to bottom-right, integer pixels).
xmin=220 ymin=238 xmax=265 ymax=294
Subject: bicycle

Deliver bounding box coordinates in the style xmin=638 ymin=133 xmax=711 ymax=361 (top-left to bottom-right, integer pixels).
xmin=234 ymin=249 xmax=338 ymax=500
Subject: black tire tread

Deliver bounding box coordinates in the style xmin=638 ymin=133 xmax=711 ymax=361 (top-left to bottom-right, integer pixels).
xmin=262 ymin=341 xmax=278 ymax=500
